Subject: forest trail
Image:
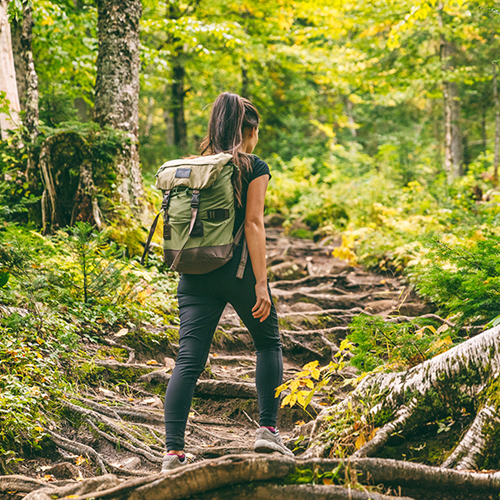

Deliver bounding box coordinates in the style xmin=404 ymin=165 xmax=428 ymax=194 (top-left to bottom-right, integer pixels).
xmin=4 ymin=223 xmax=433 ymax=491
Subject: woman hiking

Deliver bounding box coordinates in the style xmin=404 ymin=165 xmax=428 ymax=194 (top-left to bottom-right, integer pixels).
xmin=162 ymin=92 xmax=293 ymax=471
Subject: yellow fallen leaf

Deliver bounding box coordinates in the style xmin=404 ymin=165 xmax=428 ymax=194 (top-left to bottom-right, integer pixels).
xmin=323 ymin=478 xmax=333 ymax=485
xmin=369 ymin=427 xmax=380 ymax=441
xmin=75 ymin=456 xmax=86 ymax=466
xmin=355 ymin=434 xmax=366 ymax=450
xmin=379 ymin=279 xmax=386 ymax=284
xmin=188 ymin=412 xmax=195 ymax=418
xmin=146 ymin=360 xmax=159 ymax=365
xmin=34 ymin=426 xmax=44 ymax=432
xmin=43 ymin=474 xmax=55 ymax=482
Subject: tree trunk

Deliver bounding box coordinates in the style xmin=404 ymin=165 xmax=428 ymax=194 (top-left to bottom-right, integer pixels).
xmin=241 ymin=66 xmax=249 ymax=99
xmin=171 ymin=58 xmax=187 ymax=152
xmin=93 ymin=0 xmax=144 ymax=210
xmin=10 ymin=16 xmax=25 ymax=110
xmin=346 ymin=97 xmax=357 ymax=137
xmin=493 ymin=63 xmax=499 ymax=186
xmin=442 ymin=38 xmax=463 ymax=182
xmin=0 ymin=0 xmax=21 ymax=139
xmin=20 ymin=2 xmax=38 ymax=141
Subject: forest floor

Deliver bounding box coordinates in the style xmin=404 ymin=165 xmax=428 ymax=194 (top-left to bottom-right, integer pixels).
xmin=1 ymin=226 xmax=438 ymax=499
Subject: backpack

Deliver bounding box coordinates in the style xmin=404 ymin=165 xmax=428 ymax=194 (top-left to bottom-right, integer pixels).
xmin=141 ymin=153 xmax=247 ymax=278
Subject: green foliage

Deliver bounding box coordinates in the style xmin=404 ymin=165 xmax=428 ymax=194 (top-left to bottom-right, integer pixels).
xmin=0 ymin=320 xmax=73 ymax=461
xmin=347 ymin=315 xmax=458 ymax=372
xmin=410 ymin=235 xmax=500 ymax=327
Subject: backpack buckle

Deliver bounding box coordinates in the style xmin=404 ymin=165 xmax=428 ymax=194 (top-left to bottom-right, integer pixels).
xmin=191 ymin=190 xmax=200 ymax=209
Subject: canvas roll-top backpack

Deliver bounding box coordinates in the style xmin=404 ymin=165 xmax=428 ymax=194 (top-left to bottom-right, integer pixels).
xmin=141 ymin=153 xmax=247 ymax=277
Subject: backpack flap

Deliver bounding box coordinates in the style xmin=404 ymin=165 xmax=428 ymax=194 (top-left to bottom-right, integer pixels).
xmin=155 ymin=153 xmax=233 ymax=191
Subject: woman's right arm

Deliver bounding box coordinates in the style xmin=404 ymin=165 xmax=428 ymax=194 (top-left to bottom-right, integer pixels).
xmin=244 ymin=175 xmax=271 ymax=322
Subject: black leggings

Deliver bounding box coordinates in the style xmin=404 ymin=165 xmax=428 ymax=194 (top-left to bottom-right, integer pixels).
xmin=164 ymin=244 xmax=283 ymax=451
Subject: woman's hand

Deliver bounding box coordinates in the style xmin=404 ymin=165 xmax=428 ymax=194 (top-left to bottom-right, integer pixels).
xmin=252 ymin=281 xmax=271 ymax=322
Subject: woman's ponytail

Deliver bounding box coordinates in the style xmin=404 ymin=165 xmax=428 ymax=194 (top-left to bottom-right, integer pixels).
xmin=200 ymin=92 xmax=260 ymax=207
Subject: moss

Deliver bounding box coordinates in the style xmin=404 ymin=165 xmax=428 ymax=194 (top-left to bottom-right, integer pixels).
xmin=122 ymin=327 xmax=179 ymax=359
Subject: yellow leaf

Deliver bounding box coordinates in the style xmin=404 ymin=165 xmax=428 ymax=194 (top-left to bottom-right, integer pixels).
xmin=34 ymin=426 xmax=44 ymax=432
xmin=295 ymin=420 xmax=305 ymax=426
xmin=303 ymin=360 xmax=319 ymax=371
xmin=281 ymin=393 xmax=292 ymax=407
xmin=311 ymin=369 xmax=320 ymax=380
xmin=369 ymin=427 xmax=380 ymax=441
xmin=305 ymin=379 xmax=314 ymax=389
xmin=355 ymin=434 xmax=366 ymax=449
xmin=275 ymin=383 xmax=287 ymax=397
xmin=322 ymin=478 xmax=333 ymax=485
xmin=75 ymin=456 xmax=86 ymax=466
xmin=188 ymin=412 xmax=195 ymax=418
xmin=43 ymin=474 xmax=54 ymax=482
xmin=146 ymin=360 xmax=159 ymax=365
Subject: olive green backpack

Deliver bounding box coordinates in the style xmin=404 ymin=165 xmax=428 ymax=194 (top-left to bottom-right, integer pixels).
xmin=141 ymin=153 xmax=247 ymax=277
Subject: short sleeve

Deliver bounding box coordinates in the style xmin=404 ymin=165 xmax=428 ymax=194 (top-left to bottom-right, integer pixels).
xmin=250 ymin=155 xmax=271 ymax=182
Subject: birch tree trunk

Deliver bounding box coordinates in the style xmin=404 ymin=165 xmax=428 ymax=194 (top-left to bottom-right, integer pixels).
xmin=493 ymin=63 xmax=499 ymax=186
xmin=0 ymin=0 xmax=21 ymax=139
xmin=20 ymin=2 xmax=38 ymax=141
xmin=93 ymin=0 xmax=144 ymax=211
xmin=442 ymin=38 xmax=463 ymax=182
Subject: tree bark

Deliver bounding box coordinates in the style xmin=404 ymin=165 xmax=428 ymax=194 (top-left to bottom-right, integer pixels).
xmin=441 ymin=38 xmax=463 ymax=182
xmin=20 ymin=2 xmax=38 ymax=141
xmin=171 ymin=59 xmax=187 ymax=151
xmin=493 ymin=63 xmax=499 ymax=186
xmin=94 ymin=0 xmax=144 ymax=210
xmin=241 ymin=66 xmax=249 ymax=99
xmin=0 ymin=0 xmax=21 ymax=138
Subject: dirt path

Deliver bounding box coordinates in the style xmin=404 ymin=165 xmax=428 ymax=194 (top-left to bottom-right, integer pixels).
xmin=10 ymin=227 xmax=430 ymax=483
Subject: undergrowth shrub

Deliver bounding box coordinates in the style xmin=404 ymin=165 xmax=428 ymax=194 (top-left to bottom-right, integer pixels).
xmin=347 ymin=315 xmax=458 ymax=372
xmin=409 ymin=235 xmax=500 ymax=328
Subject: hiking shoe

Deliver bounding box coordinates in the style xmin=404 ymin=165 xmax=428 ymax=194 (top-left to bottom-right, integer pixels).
xmin=254 ymin=427 xmax=294 ymax=457
xmin=161 ymin=453 xmax=188 ymax=472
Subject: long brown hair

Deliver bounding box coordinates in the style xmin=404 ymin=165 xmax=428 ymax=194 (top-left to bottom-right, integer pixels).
xmin=199 ymin=92 xmax=260 ymax=207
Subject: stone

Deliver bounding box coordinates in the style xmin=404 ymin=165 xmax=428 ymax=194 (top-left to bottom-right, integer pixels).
xmin=219 ymin=303 xmax=241 ymax=327
xmin=264 ymin=213 xmax=285 ymax=228
xmin=120 ymin=456 xmax=141 ymax=470
xmin=363 ymin=300 xmax=399 ymax=314
xmin=269 ymin=261 xmax=306 ymax=281
xmin=43 ymin=462 xmax=81 ymax=480
xmin=289 ymin=302 xmax=323 ymax=313
xmin=141 ymin=396 xmax=164 ymax=409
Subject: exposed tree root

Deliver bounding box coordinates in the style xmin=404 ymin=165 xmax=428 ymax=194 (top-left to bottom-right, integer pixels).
xmin=47 ymin=430 xmax=108 ymax=474
xmin=352 ymin=399 xmax=418 ymax=459
xmin=85 ymin=420 xmax=162 ymax=464
xmin=192 ymin=483 xmax=413 ymax=500
xmin=11 ymin=455 xmax=500 ymax=500
xmin=100 ymin=338 xmax=136 ymax=364
xmin=441 ymin=403 xmax=500 ymax=470
xmin=63 ymin=401 xmax=162 ymax=460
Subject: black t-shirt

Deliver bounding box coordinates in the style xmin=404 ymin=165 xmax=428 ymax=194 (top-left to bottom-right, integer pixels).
xmin=233 ymin=155 xmax=271 ymax=235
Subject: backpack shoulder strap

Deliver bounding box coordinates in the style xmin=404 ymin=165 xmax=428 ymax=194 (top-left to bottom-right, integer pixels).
xmin=141 ymin=190 xmax=171 ymax=265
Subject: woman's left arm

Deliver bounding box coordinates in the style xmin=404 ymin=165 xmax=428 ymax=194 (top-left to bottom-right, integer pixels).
xmin=244 ymin=175 xmax=271 ymax=322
